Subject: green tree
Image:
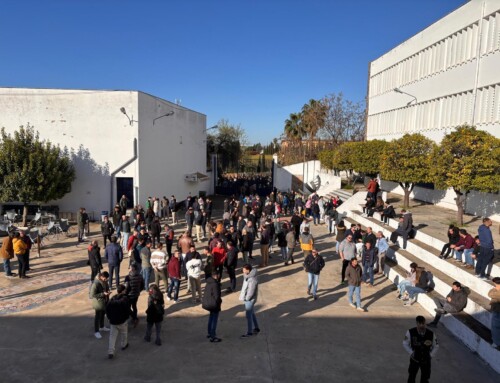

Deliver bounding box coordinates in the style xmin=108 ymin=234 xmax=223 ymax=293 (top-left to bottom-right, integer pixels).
xmin=284 ymin=112 xmax=305 ymax=140
xmin=431 ymin=125 xmax=500 ymax=226
xmin=351 ymin=140 xmax=389 ymax=176
xmin=332 ymin=142 xmax=359 ymax=180
xmin=0 ymin=125 xmax=76 ymax=226
xmin=380 ymin=133 xmax=436 ymax=207
xmin=207 ymin=119 xmax=247 ymax=173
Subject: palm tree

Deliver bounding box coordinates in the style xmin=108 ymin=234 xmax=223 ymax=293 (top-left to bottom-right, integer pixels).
xmin=301 ymin=99 xmax=327 ymax=140
xmin=284 ymin=112 xmax=304 ymax=140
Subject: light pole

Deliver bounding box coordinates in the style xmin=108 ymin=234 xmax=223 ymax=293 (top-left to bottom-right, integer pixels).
xmin=120 ymin=107 xmax=138 ymax=125
xmin=394 ymin=88 xmax=417 ymax=106
xmin=153 ymin=111 xmax=174 ymax=125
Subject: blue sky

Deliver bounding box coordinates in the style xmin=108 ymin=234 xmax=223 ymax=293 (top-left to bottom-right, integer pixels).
xmin=0 ymin=0 xmax=465 ymax=144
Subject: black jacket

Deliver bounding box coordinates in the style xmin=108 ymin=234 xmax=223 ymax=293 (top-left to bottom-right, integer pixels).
xmin=202 ymin=276 xmax=222 ymax=312
xmin=303 ymin=254 xmax=325 ymax=275
xmin=88 ymin=245 xmax=102 ymax=270
xmin=146 ymin=291 xmax=165 ymax=323
xmin=106 ymin=294 xmax=131 ymax=325
xmin=225 ymin=248 xmax=238 ymax=269
xmin=125 ymin=271 xmax=144 ymax=299
xmin=101 ymin=221 xmax=114 ymax=236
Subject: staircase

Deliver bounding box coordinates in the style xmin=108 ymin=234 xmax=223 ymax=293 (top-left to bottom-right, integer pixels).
xmin=339 ymin=202 xmax=500 ymax=373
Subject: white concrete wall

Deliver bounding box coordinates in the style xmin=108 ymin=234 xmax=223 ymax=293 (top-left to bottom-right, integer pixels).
xmin=0 ymin=88 xmax=208 ymax=217
xmin=137 ymin=92 xmax=207 ymax=206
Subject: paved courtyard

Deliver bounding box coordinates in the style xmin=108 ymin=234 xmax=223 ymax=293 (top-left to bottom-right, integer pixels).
xmin=0 ymin=209 xmax=499 ymax=382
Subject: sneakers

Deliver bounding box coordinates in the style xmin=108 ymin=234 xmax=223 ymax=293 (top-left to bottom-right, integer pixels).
xmin=94 ymin=332 xmax=102 ymax=339
xmin=166 ymin=296 xmax=172 ymax=301
xmin=155 ymin=339 xmax=162 ymax=346
xmin=99 ymin=327 xmax=110 ymax=332
xmin=121 ymin=343 xmax=129 ymax=351
xmin=307 ymin=289 xmax=312 ymax=296
xmin=404 ymin=298 xmax=416 ymax=306
xmin=240 ymin=333 xmax=253 ymax=339
xmin=210 ymin=337 xmax=222 ymax=343
xmin=434 ymin=308 xmax=446 ymax=314
xmin=108 ymin=354 xmax=114 ymax=359
xmin=356 ymin=306 xmax=365 ymax=312
xmin=349 ymin=303 xmax=357 ymax=309
xmin=253 ymin=328 xmax=261 ymax=335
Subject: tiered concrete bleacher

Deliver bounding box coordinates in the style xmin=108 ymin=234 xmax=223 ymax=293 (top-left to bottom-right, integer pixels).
xmin=337 ymin=193 xmax=500 ymax=374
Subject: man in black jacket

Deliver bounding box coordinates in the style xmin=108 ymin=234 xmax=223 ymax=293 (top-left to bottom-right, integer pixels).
xmin=428 ymin=281 xmax=468 ymax=327
xmin=403 ymin=316 xmax=439 ymax=383
xmin=202 ymin=271 xmax=222 ymax=343
xmin=224 ymin=241 xmax=238 ymax=293
xmin=303 ymin=250 xmax=325 ymax=300
xmin=106 ymin=284 xmax=132 ymax=359
xmin=101 ymin=216 xmax=114 ymax=247
xmin=124 ymin=263 xmax=144 ymax=328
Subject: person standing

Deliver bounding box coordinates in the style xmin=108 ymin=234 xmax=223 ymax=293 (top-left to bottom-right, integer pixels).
xmin=105 ymin=236 xmax=123 ymax=290
xmin=164 ymin=224 xmax=175 ymax=258
xmin=285 ymin=227 xmax=296 ymax=265
xmin=106 ymin=284 xmax=131 ymax=359
xmin=170 ymin=196 xmax=178 ymax=224
xmin=119 ymin=195 xmax=128 ymax=216
xmin=88 ymin=240 xmax=103 ymax=282
xmin=101 ymin=215 xmax=114 ymax=247
xmin=167 ymin=251 xmax=182 ymax=303
xmin=124 ymin=263 xmax=144 ymax=328
xmin=77 ymin=207 xmax=88 ymax=243
xmin=202 ymin=270 xmax=222 ymax=343
xmin=0 ymin=232 xmax=15 ymax=277
xmin=259 ymin=222 xmax=271 ymax=267
xmin=339 ymin=234 xmax=356 ymax=285
xmin=12 ymin=232 xmax=28 ymax=279
xmin=476 ymin=218 xmax=495 ymax=280
xmin=225 ymin=241 xmax=238 ymax=293
xmin=488 ymin=277 xmax=500 ymax=350
xmin=403 ymin=316 xmax=439 ymax=383
xmin=212 ymin=241 xmax=227 ymax=278
xmin=346 ymin=258 xmax=364 ymax=311
xmin=186 ymin=250 xmax=203 ymax=303
xmin=120 ymin=215 xmax=131 ymax=250
xmin=361 ymin=242 xmax=377 ymax=287
xmin=303 ymin=250 xmax=325 ymax=300
xmin=90 ymin=271 xmax=111 ymax=339
xmin=144 ymin=284 xmax=165 ymax=346
xmin=140 ymin=240 xmax=153 ymax=290
xmin=150 ymin=217 xmax=162 ymax=248
xmin=150 ymin=243 xmax=168 ymax=292
xmin=239 ymin=264 xmax=260 ymax=338
xmin=375 ymin=231 xmax=389 ymax=274
xmin=299 ymin=226 xmax=314 ymax=260
xmin=19 ymin=230 xmax=32 ymax=272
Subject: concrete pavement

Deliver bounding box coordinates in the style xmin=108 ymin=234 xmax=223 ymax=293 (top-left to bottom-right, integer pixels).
xmin=0 ymin=215 xmax=499 ymax=382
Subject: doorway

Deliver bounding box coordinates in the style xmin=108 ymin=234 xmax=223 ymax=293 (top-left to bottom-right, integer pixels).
xmin=116 ymin=177 xmax=134 ymax=208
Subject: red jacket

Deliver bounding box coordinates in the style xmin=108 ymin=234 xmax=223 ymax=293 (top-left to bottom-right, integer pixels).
xmin=167 ymin=257 xmax=181 ymax=279
xmin=212 ymin=247 xmax=227 ymax=267
xmin=127 ymin=235 xmax=136 ymax=251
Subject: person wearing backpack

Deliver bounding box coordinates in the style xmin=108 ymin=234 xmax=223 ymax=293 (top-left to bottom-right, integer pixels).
xmin=428 ymin=281 xmax=468 ymax=327
xmin=144 ymin=284 xmax=165 ymax=345
xmin=303 ymin=249 xmax=325 ymax=301
xmin=202 ymin=270 xmax=222 ymax=343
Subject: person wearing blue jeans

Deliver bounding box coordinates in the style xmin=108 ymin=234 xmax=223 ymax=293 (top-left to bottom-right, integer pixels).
xmin=476 ymin=218 xmax=495 ymax=279
xmin=361 ymin=242 xmax=377 ymax=286
xmin=202 ymin=271 xmax=222 ymax=342
xmin=304 ymin=250 xmax=325 ymax=301
xmin=239 ymin=264 xmax=260 ymax=338
xmin=1 ymin=233 xmax=15 ymax=277
xmin=346 ymin=258 xmax=364 ymax=311
xmin=167 ymin=278 xmax=180 ymax=302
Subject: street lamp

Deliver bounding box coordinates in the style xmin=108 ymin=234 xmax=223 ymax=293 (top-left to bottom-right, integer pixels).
xmin=153 ymin=111 xmax=175 ymax=125
xmin=120 ymin=107 xmax=138 ymax=125
xmin=394 ymin=88 xmax=417 ymax=106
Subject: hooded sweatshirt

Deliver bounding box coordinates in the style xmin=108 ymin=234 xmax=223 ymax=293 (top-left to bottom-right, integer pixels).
xmin=239 ymin=268 xmax=258 ymax=302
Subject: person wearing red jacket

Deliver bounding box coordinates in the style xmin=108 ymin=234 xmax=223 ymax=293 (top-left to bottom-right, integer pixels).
xmin=454 ymin=229 xmax=475 ymax=268
xmin=167 ymin=251 xmax=181 ymax=303
xmin=212 ymin=241 xmax=227 ymax=278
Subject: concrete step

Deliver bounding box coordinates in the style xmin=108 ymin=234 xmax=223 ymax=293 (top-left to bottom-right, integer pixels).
xmin=383 ymin=260 xmax=500 ymax=374
xmin=325 ymin=189 xmax=353 ymax=202
xmin=345 ymin=216 xmax=493 ymax=329
xmin=347 ymin=209 xmax=497 ymax=299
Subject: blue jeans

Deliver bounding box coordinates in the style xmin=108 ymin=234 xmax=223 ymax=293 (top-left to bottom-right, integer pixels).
xmin=244 ymin=299 xmax=259 ymax=334
xmin=398 ymin=280 xmax=412 ymax=295
xmin=327 ymin=219 xmax=335 ymax=234
xmin=491 ymin=311 xmax=500 ymax=346
xmin=280 ymin=247 xmax=287 ymax=260
xmin=461 ymin=248 xmax=474 ymax=265
xmin=114 ymin=225 xmax=121 ymax=238
xmin=348 ymin=285 xmax=361 ymax=307
xmin=121 ymin=232 xmax=130 ymax=249
xmin=207 ymin=311 xmax=219 ymax=338
xmin=142 ymin=266 xmax=152 ymax=290
xmin=3 ymin=258 xmax=12 ymax=275
xmin=476 ymin=247 xmax=494 ymax=277
xmin=307 ymin=272 xmax=319 ymax=297
xmin=108 ymin=264 xmax=120 ymax=289
xmin=168 ymin=277 xmax=180 ymax=301
xmin=406 ymin=286 xmax=425 ymax=299
xmin=313 ymin=213 xmax=320 ymax=225
xmin=363 ymin=264 xmax=374 ymax=285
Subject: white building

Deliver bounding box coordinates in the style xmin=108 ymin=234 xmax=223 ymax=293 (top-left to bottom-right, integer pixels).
xmin=366 ymin=0 xmax=500 ymax=220
xmin=0 ymin=88 xmax=211 ymax=219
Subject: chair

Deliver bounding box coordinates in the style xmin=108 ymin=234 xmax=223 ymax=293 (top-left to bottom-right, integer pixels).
xmin=30 ymin=212 xmax=42 ymax=226
xmin=6 ymin=211 xmax=20 ymax=224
